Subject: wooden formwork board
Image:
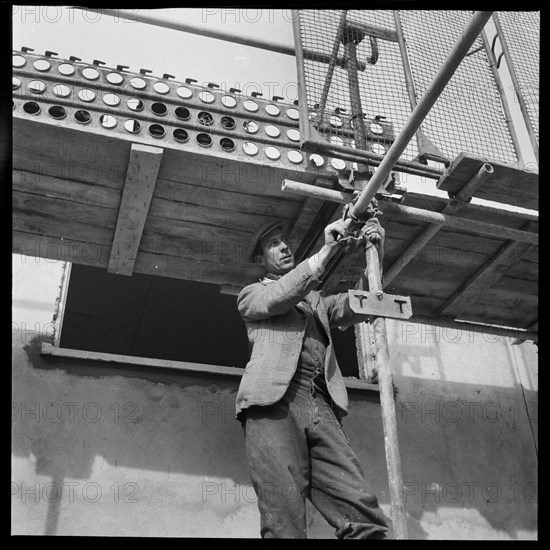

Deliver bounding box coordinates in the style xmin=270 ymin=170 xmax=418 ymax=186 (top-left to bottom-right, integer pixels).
xmin=436 ymin=152 xmax=538 ymax=212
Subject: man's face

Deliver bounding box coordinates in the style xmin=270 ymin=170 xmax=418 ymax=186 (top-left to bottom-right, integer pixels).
xmin=255 ymin=229 xmax=295 ymax=275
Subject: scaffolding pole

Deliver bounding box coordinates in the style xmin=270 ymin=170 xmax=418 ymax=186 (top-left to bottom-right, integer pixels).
xmin=281 ymin=179 xmax=538 ymax=245
xmin=363 ymin=242 xmax=408 ymax=539
xmin=349 ymin=11 xmax=493 ymax=220
xmin=72 ymin=8 xmax=364 ymax=71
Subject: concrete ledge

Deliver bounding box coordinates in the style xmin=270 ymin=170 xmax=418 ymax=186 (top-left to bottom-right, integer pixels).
xmin=40 ymin=343 xmax=380 ymax=392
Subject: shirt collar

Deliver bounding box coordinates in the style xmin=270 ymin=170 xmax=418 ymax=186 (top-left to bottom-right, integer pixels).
xmin=260 ymin=272 xmax=283 ymax=284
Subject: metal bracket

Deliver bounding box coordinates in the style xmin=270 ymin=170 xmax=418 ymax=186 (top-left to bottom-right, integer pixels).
xmin=349 ymin=290 xmax=413 ymax=319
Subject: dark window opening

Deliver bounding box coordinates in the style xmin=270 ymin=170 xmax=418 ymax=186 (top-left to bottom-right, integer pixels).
xmin=60 ymin=264 xmax=360 ymax=376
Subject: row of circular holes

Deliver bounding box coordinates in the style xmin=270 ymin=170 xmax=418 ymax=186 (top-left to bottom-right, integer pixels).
xmin=13 ymin=77 xmax=302 ymax=142
xmin=13 ymin=77 xmax=388 ymax=142
xmin=13 ymin=55 xmax=300 ymax=120
xmin=16 ymin=101 xmax=309 ymax=164
xmin=17 ymin=100 xmax=345 ymax=169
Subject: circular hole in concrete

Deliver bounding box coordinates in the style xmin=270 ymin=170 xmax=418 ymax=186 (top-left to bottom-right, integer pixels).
xmin=221 ymin=95 xmax=237 ymax=108
xmin=309 ymin=154 xmax=325 ymax=167
xmin=151 ymin=102 xmax=167 ymax=116
xmin=286 ymin=108 xmax=299 ymax=120
xmin=372 ymin=143 xmax=386 ymax=155
xmin=220 ymin=137 xmax=235 ymax=152
xmin=23 ymin=101 xmax=41 ymax=115
xmin=243 ymin=99 xmax=258 ymax=112
xmin=370 ymin=122 xmax=384 ymax=135
xmin=33 ymin=59 xmax=51 ymax=72
xmin=58 ymin=63 xmax=75 ymax=76
xmin=220 ymin=116 xmax=236 ymax=130
xmin=53 ymin=84 xmax=71 ymax=98
xmin=331 ymin=158 xmax=346 ymax=171
xmin=266 ymin=104 xmax=280 ymax=116
xmin=130 ymin=77 xmax=147 ymax=90
xmin=173 ymin=128 xmax=189 ymax=143
xmin=265 ymin=146 xmax=281 ymax=160
xmin=78 ymin=89 xmax=96 ymax=102
xmin=177 ymin=86 xmax=193 ymax=99
xmin=48 ymin=105 xmax=67 ymax=119
xmin=329 ymin=115 xmax=342 ymax=128
xmin=12 ymin=54 xmax=26 ymax=68
xmin=153 ymin=81 xmax=170 ymax=95
xmin=243 ymin=120 xmax=259 ymax=134
xmin=196 ymin=133 xmax=213 ymax=147
xmin=199 ymin=91 xmax=215 ymax=104
xmin=243 ymin=142 xmax=258 ymax=156
xmin=74 ymin=109 xmax=92 ymax=124
xmin=99 ymin=114 xmax=117 ymax=129
xmin=287 ymin=151 xmax=303 ymax=164
xmin=124 ymin=119 xmax=141 ymax=133
xmin=82 ymin=67 xmax=100 ymax=80
xmin=175 ymin=106 xmax=190 ymax=120
xmin=148 ymin=123 xmax=165 ymax=138
xmin=106 ymin=72 xmax=124 ymax=85
xmin=265 ymin=124 xmax=281 ymax=138
xmin=29 ymin=80 xmax=46 ymax=94
xmin=127 ymin=97 xmax=144 ymax=112
xmin=286 ymin=129 xmax=300 ymax=142
xmin=103 ymin=93 xmax=121 ymax=107
xmin=198 ymin=111 xmax=214 ymax=126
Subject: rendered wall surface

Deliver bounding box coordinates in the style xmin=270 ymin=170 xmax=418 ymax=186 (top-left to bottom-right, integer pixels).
xmin=12 ymin=254 xmax=537 ymax=538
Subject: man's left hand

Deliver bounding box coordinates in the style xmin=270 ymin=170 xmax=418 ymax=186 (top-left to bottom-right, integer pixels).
xmin=360 ymin=218 xmax=385 ymax=245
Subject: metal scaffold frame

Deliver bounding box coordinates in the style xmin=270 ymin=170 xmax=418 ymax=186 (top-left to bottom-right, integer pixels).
xmin=69 ymin=8 xmax=538 ymax=540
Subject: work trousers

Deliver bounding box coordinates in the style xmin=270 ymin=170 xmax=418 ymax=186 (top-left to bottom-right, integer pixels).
xmin=243 ymin=366 xmax=392 ymax=539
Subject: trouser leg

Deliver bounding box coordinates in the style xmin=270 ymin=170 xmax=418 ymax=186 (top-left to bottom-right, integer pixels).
xmin=308 ymin=398 xmax=392 ymax=539
xmin=244 ymin=400 xmax=310 ymax=538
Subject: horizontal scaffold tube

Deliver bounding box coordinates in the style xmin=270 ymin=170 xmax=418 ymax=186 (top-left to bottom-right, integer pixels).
xmin=281 ymin=179 xmax=538 ymax=245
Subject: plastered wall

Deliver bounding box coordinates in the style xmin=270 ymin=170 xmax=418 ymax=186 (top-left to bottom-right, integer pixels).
xmin=12 ymin=254 xmax=537 ymax=538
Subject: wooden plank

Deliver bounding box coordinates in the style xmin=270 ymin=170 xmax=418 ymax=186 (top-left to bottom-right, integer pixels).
xmin=436 ymin=152 xmax=538 ymax=211
xmin=492 ymin=275 xmax=538 ymax=297
xmin=108 ymin=144 xmax=163 ymax=276
xmin=155 ymin=178 xmax=300 ymax=217
xmin=13 ymin=169 xmax=122 ymax=208
xmin=436 ymin=223 xmax=537 ymax=317
xmin=13 ymin=168 xmax=299 ymax=223
xmin=13 ymin=190 xmax=119 ymax=229
xmin=148 ymin=196 xmax=298 ymax=233
xmin=13 ymin=231 xmax=264 ymax=287
xmin=13 ymin=121 xmax=130 ymax=189
xmin=13 ymin=209 xmax=255 ymax=267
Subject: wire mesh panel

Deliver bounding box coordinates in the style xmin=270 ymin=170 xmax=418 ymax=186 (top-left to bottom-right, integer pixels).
xmin=494 ymin=11 xmax=539 ymax=144
xmin=399 ymin=11 xmax=518 ymax=165
xmin=294 ymin=10 xmax=520 ymax=175
xmin=296 ymin=10 xmax=415 ymax=164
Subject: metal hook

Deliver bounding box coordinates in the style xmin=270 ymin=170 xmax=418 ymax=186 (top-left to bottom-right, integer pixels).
xmin=367 ymin=36 xmax=379 ymax=65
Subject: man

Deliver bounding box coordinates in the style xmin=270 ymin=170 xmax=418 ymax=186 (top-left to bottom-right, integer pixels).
xmin=236 ymin=215 xmax=392 ymax=539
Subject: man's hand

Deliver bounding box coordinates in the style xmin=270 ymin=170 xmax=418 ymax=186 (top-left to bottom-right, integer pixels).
xmin=360 ymin=218 xmax=385 ymax=246
xmin=324 ymin=218 xmax=353 ymax=247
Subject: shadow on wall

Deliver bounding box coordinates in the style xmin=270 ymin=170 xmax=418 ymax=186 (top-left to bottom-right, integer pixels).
xmin=387 ymin=341 xmax=538 ymax=539
xmin=12 ymin=337 xmax=537 ymax=538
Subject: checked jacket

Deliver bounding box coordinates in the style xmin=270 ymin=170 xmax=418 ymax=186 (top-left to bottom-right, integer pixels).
xmin=236 ymin=258 xmax=373 ymax=420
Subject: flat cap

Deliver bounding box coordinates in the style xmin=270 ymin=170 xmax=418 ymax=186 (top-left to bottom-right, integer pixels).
xmin=246 ymin=220 xmax=285 ymax=263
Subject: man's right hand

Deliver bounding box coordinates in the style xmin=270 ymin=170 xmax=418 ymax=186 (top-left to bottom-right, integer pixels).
xmin=324 ymin=219 xmax=353 ymax=247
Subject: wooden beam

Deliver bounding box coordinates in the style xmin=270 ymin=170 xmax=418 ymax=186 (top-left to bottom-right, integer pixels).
xmin=108 ymin=144 xmax=163 ymax=276
xmin=436 ymin=152 xmax=539 ymax=211
xmin=436 ymin=223 xmax=537 ymax=318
